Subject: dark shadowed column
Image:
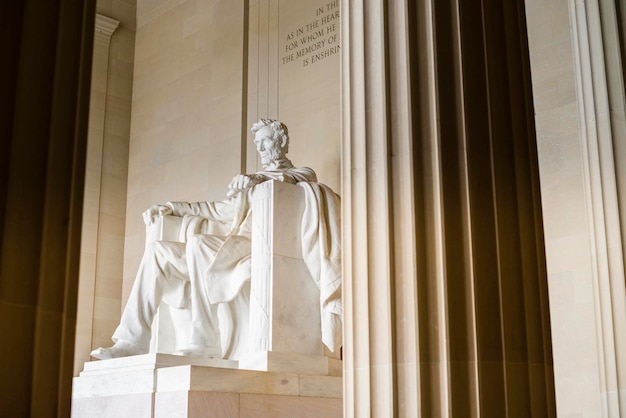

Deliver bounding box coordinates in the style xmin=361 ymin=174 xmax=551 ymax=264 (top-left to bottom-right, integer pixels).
xmin=341 ymin=0 xmax=556 ymax=415
xmin=0 ymin=0 xmax=95 ymax=416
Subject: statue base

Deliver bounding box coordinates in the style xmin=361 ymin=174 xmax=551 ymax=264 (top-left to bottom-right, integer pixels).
xmin=72 ymin=353 xmax=342 ymax=418
xmin=238 ymin=350 xmax=342 ymax=375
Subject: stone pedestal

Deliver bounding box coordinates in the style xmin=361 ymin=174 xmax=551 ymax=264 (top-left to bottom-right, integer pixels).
xmin=72 ymin=354 xmax=342 ymax=418
xmin=238 ymin=351 xmax=342 ymax=375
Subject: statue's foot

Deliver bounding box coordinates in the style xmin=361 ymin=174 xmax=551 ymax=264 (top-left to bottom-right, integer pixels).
xmin=173 ymin=344 xmax=221 ymax=358
xmin=90 ymin=340 xmax=143 ymax=360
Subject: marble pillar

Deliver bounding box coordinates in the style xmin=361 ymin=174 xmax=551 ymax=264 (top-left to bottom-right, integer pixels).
xmin=566 ymin=3 xmax=626 ymax=413
xmin=0 ymin=0 xmax=95 ymax=416
xmin=74 ymin=12 xmax=120 ymax=377
xmin=341 ymin=0 xmax=555 ymax=416
xmin=525 ymin=0 xmax=626 ymax=415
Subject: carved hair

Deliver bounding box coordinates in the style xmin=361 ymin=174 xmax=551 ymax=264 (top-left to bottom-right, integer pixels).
xmin=251 ymin=118 xmax=289 ymax=153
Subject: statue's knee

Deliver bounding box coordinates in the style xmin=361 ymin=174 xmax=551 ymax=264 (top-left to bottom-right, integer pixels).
xmin=144 ymin=241 xmax=173 ymax=260
xmin=186 ymin=234 xmax=205 ymax=250
xmin=187 ymin=234 xmax=202 ymax=243
xmin=144 ymin=241 xmax=160 ymax=257
xmin=143 ymin=241 xmax=158 ymax=258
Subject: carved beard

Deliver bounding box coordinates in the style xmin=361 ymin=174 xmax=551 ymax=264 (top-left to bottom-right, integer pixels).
xmin=260 ymin=147 xmax=284 ymax=166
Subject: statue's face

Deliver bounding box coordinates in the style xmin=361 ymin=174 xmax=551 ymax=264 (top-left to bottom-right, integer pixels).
xmin=254 ymin=125 xmax=284 ymax=166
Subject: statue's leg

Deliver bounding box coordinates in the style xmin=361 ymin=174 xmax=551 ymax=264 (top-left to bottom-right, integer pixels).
xmin=218 ymin=281 xmax=250 ymax=360
xmin=94 ymin=241 xmax=188 ymax=358
xmin=182 ymin=234 xmax=225 ymax=357
xmin=169 ymin=306 xmax=192 ymax=351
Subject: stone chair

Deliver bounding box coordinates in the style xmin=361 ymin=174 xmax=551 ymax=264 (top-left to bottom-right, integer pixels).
xmin=145 ymin=180 xmax=338 ymax=369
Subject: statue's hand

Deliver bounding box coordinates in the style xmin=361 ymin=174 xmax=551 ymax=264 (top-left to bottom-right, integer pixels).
xmin=142 ymin=204 xmax=173 ymax=225
xmin=226 ymin=174 xmax=258 ymax=197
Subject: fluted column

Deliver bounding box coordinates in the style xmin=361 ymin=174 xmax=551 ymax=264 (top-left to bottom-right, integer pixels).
xmin=0 ymin=0 xmax=95 ymax=416
xmin=341 ymin=0 xmax=556 ymax=416
xmin=74 ymin=12 xmax=119 ymax=376
xmin=568 ymin=0 xmax=626 ymax=414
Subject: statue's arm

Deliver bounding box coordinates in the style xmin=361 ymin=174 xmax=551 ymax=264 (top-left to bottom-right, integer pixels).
xmin=142 ymin=204 xmax=173 ymax=226
xmin=255 ymin=166 xmax=318 ymax=184
xmin=142 ymin=166 xmax=317 ymax=225
xmin=282 ymin=166 xmax=318 ymax=183
xmin=142 ymin=199 xmax=237 ymax=226
xmin=225 ymin=167 xmax=318 ymax=197
xmin=164 ymin=199 xmax=237 ymax=222
xmin=226 ymin=173 xmax=265 ymax=197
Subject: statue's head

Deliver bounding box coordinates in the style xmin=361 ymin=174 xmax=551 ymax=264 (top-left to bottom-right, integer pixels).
xmin=251 ymin=119 xmax=289 ymax=167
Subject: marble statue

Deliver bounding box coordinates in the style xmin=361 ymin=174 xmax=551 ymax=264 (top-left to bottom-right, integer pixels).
xmin=91 ymin=119 xmax=342 ymax=361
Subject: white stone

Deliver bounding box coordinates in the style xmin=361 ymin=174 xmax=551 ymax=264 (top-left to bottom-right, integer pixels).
xmin=248 ymin=180 xmax=326 ymax=356
xmin=155 ymin=365 xmax=341 ymax=398
xmin=238 ymin=351 xmax=342 ymax=376
xmin=90 ymin=119 xmax=342 ymax=363
xmin=74 ymin=354 xmax=238 ymax=398
xmin=72 ymin=354 xmax=342 ymax=418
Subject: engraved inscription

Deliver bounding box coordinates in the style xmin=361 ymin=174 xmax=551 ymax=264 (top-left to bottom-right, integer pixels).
xmin=281 ymin=0 xmax=340 ymax=67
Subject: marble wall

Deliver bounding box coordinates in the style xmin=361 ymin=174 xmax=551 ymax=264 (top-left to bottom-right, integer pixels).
xmin=525 ymin=0 xmax=626 ymax=415
xmin=525 ymin=1 xmax=597 ymax=414
xmin=246 ymin=0 xmax=341 ymax=191
xmin=122 ymin=0 xmax=248 ymax=303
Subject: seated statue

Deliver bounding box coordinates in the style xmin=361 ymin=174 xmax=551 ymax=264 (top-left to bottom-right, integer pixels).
xmin=91 ymin=119 xmax=342 ymax=360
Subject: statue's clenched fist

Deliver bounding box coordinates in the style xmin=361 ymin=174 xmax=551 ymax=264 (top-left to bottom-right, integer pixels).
xmin=226 ymin=174 xmax=259 ymax=197
xmin=142 ymin=204 xmax=172 ymax=225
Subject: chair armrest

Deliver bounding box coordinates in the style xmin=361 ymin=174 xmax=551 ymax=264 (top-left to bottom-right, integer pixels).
xmin=145 ymin=215 xmax=184 ymax=247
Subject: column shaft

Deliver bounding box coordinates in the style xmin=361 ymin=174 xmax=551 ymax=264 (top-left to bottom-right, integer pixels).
xmin=342 ymin=0 xmax=556 ymax=415
xmin=0 ymin=0 xmax=95 ymax=415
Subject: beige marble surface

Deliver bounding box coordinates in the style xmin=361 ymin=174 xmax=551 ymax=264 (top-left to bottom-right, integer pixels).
xmin=238 ymin=351 xmax=342 ymax=376
xmin=526 ymin=0 xmax=626 ymax=415
xmin=72 ymin=354 xmax=341 ymax=418
xmin=75 ymin=11 xmax=134 ymax=376
xmin=153 ymin=391 xmax=342 ymax=418
xmin=246 ymin=0 xmax=341 ymax=193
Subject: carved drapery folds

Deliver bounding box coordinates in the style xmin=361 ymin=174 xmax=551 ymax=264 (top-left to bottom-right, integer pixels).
xmin=341 ymin=0 xmax=556 ymax=416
